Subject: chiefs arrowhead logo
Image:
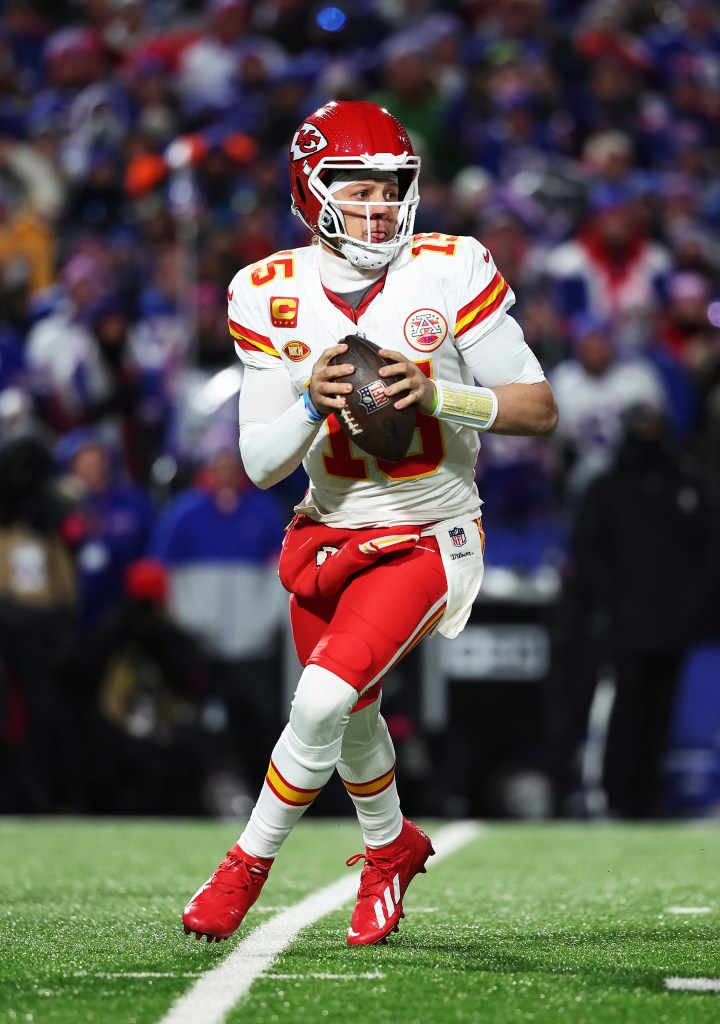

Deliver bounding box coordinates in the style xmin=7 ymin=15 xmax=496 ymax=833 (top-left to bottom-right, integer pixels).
xmin=290 ymin=123 xmax=328 ymax=161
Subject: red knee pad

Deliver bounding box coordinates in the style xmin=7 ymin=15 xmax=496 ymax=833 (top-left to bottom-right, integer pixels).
xmin=309 ymin=630 xmax=375 ymax=689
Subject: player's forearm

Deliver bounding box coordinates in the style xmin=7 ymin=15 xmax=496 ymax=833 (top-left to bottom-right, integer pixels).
xmin=431 ymin=379 xmax=557 ymax=436
xmin=240 ymin=399 xmax=322 ymax=489
xmin=489 ymin=380 xmax=559 ymax=437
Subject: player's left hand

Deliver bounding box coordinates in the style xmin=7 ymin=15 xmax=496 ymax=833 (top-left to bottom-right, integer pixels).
xmin=377 ymin=349 xmax=436 ymax=413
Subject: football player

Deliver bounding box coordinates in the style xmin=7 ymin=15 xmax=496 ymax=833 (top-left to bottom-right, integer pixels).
xmin=182 ymin=100 xmax=558 ymax=946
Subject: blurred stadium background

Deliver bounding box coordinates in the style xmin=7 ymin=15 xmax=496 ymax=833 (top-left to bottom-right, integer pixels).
xmin=0 ymin=0 xmax=720 ymax=824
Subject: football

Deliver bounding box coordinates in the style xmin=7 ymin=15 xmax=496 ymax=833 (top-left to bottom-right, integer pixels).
xmin=329 ymin=335 xmax=417 ymax=462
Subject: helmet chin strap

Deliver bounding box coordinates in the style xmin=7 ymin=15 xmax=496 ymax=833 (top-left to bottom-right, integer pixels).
xmin=337 ymin=238 xmax=396 ymax=270
xmin=316 ymin=230 xmax=395 ymax=271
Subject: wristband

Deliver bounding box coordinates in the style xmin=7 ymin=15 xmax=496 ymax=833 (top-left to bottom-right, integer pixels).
xmin=431 ymin=380 xmax=498 ymax=432
xmin=302 ymin=388 xmax=326 ymax=423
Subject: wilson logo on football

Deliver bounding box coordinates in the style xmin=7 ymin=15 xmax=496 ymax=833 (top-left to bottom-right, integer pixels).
xmin=282 ymin=340 xmax=311 ymax=362
xmin=290 ymin=124 xmax=328 ymax=160
xmin=404 ymin=309 xmax=448 ymax=352
xmin=271 ymin=297 xmax=299 ymax=328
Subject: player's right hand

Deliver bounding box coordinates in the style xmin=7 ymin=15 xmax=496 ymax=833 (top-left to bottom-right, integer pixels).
xmin=308 ymin=343 xmax=355 ymax=415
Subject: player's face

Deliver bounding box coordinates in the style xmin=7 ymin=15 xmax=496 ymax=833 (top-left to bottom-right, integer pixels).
xmin=333 ymin=178 xmax=400 ymax=246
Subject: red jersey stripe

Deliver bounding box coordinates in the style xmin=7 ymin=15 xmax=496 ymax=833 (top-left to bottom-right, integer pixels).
xmin=455 ymin=273 xmax=509 ymax=338
xmin=228 ymin=317 xmax=280 ymax=357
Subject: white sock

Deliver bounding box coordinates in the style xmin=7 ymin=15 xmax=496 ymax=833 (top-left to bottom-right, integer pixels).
xmin=239 ymin=666 xmax=358 ymax=859
xmin=337 ymin=699 xmax=403 ymax=849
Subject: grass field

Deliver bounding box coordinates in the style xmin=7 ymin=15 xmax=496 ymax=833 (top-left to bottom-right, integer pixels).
xmin=0 ymin=818 xmax=718 ymax=1024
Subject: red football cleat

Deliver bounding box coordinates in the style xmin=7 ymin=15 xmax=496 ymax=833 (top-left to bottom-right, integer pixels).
xmin=345 ymin=818 xmax=434 ymax=946
xmin=182 ymin=844 xmax=273 ymax=941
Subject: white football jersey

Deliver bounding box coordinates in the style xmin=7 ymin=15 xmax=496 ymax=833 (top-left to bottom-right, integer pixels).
xmin=228 ymin=233 xmax=544 ymax=527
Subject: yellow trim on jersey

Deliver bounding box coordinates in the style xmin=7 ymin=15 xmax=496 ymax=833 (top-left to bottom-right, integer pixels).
xmin=358 ymin=534 xmax=419 ymax=554
xmin=228 ymin=324 xmax=280 ymax=359
xmin=454 ymin=277 xmax=507 ymax=336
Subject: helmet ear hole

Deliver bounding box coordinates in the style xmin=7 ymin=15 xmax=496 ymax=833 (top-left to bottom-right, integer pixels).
xmin=320 ymin=211 xmax=333 ymax=228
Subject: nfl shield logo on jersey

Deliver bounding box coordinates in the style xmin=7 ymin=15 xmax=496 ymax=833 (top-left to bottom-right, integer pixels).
xmin=358 ymin=380 xmax=391 ymax=414
xmin=449 ymin=526 xmax=466 ymax=548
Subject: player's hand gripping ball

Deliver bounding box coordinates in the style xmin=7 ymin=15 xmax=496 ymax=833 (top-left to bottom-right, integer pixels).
xmin=329 ymin=335 xmax=417 ymax=462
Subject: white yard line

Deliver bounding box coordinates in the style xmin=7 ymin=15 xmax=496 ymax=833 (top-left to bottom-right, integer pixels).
xmin=665 ymin=977 xmax=720 ymax=993
xmin=75 ymin=972 xmax=203 ymax=980
xmin=269 ymin=971 xmax=385 ymax=980
xmin=158 ymin=821 xmax=481 ymax=1024
xmin=665 ymin=906 xmax=712 ymax=915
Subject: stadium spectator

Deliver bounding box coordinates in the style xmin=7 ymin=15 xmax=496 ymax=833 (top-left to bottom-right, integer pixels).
xmin=373 ymin=36 xmax=460 ymax=179
xmin=565 ymin=405 xmax=720 ymax=818
xmin=61 ymin=143 xmax=127 ymax=237
xmin=68 ymin=557 xmax=218 ymax=815
xmin=83 ymin=294 xmax=176 ymax=482
xmin=643 ymin=0 xmax=720 ymax=91
xmin=149 ymin=437 xmax=286 ymax=783
xmin=25 ymin=27 xmax=110 ymax=183
xmin=176 ymin=0 xmax=286 ymax=123
xmin=550 ymin=314 xmax=666 ymax=498
xmin=24 ymin=252 xmax=112 ymax=432
xmin=56 ymin=427 xmax=155 ymax=627
xmin=0 ymin=141 xmax=61 ymax=334
xmin=0 ymin=435 xmax=79 ymax=812
xmin=544 ymin=183 xmax=673 ymax=330
xmin=170 ymin=281 xmax=241 ymax=464
xmin=657 ymin=270 xmax=715 ymax=365
xmin=581 ymin=129 xmax=635 ymax=186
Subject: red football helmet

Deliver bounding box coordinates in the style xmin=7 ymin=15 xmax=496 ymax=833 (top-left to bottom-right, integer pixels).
xmin=289 ymin=100 xmax=421 ymax=270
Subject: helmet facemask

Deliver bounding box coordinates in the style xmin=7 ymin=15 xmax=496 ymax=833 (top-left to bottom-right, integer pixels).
xmin=294 ymin=155 xmax=420 ymax=270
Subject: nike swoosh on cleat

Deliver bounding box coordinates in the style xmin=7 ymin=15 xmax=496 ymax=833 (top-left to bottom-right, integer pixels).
xmin=347 ymin=928 xmax=361 ymax=937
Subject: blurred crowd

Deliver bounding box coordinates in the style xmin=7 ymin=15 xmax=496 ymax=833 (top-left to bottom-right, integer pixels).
xmin=1 ymin=0 xmax=720 ymax=817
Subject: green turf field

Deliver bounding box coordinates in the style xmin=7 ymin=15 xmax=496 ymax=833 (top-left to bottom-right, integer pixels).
xmin=0 ymin=819 xmax=718 ymax=1024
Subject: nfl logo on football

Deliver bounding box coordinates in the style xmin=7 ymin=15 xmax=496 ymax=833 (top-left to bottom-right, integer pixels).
xmin=449 ymin=526 xmax=466 ymax=547
xmin=358 ymin=381 xmax=390 ymax=414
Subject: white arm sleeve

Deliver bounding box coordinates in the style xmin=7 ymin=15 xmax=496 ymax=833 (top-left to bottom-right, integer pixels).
xmin=430 ymin=313 xmax=544 ymax=432
xmin=457 ymin=311 xmax=545 ymax=388
xmin=239 ymin=365 xmax=324 ymax=489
